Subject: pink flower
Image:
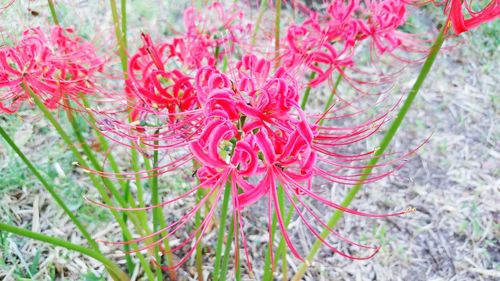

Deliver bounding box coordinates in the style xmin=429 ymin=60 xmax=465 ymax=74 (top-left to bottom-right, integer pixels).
xmin=281 ymin=0 xmax=417 ymax=88
xmin=95 ymin=55 xmax=409 ymax=270
xmin=126 ymin=33 xmax=199 ymax=123
xmin=0 ymin=26 xmax=103 ymax=113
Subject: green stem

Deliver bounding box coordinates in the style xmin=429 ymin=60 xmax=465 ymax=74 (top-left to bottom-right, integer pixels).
xmin=300 ymin=72 xmax=317 ymax=110
xmin=62 ymin=100 xmax=146 ymax=234
xmin=0 ymin=126 xmax=99 ymax=252
xmin=122 ymin=182 xmax=135 ymax=274
xmin=251 ymin=0 xmax=267 ymax=45
xmin=291 ymin=23 xmax=448 ymax=281
xmin=120 ymin=0 xmax=128 ymax=51
xmin=47 ymin=0 xmax=59 ymax=25
xmin=151 ymin=141 xmax=163 ymax=281
xmin=0 ymin=223 xmax=128 ymax=281
xmin=318 ymin=72 xmax=344 ymax=126
xmin=235 ymin=234 xmax=241 ymax=281
xmin=212 ymin=180 xmax=232 ymax=280
xmin=150 ymin=133 xmax=176 ymax=280
xmin=78 ymin=96 xmax=129 ymax=191
xmin=274 ymin=0 xmax=282 ymax=69
xmin=194 ymin=187 xmax=204 ymax=281
xmin=109 ymin=0 xmax=128 ymax=75
xmin=81 ymin=96 xmax=149 ymax=233
xmin=30 ymin=94 xmax=154 ymax=279
xmin=218 ymin=215 xmax=235 ymax=281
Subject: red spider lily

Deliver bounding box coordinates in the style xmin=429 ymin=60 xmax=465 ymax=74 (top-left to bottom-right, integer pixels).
xmin=126 ymin=33 xmax=199 ymax=123
xmin=179 ymin=2 xmax=250 ymax=67
xmin=281 ymin=0 xmax=420 ymax=88
xmin=0 ymin=26 xmax=103 ymax=113
xmin=93 ymin=54 xmax=410 ymax=271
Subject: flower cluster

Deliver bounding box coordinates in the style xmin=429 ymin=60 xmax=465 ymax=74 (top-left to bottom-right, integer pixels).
xmin=85 ymin=1 xmax=460 ymax=270
xmin=0 ymin=26 xmax=103 ymax=113
xmin=283 ymin=0 xmax=420 ymax=87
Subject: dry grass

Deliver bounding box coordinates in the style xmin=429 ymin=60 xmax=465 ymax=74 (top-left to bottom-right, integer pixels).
xmin=0 ymin=1 xmax=499 ymax=280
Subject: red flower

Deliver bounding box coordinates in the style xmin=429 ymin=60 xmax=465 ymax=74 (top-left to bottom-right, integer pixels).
xmin=0 ymin=26 xmax=103 ymax=113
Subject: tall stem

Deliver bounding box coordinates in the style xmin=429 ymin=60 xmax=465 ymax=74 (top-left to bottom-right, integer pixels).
xmin=291 ymin=23 xmax=449 ymax=280
xmin=318 ymin=72 xmax=344 ymax=126
xmin=251 ymin=0 xmax=267 ymax=45
xmin=194 ymin=183 xmax=204 ymax=281
xmin=109 ymin=0 xmax=128 ymax=75
xmin=300 ymin=72 xmax=317 ymax=110
xmin=148 ymin=133 xmax=176 ymax=280
xmin=0 ymin=126 xmax=99 ymax=252
xmin=0 ymin=223 xmax=128 ymax=281
xmin=47 ymin=0 xmax=59 ymax=25
xmin=151 ymin=138 xmax=163 ymax=281
xmin=30 ymin=94 xmax=154 ymax=279
xmin=274 ymin=0 xmax=281 ymax=69
xmin=218 ymin=214 xmax=235 ymax=281
xmin=212 ymin=180 xmax=232 ymax=280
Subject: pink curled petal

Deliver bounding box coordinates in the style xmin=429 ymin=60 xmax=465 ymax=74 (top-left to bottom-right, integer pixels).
xmin=255 ymin=130 xmax=276 ymax=164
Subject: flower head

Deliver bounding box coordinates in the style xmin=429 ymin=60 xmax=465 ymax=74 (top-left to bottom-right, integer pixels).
xmin=0 ymin=26 xmax=103 ymax=113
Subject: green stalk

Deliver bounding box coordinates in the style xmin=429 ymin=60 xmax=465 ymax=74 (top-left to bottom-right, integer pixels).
xmin=47 ymin=0 xmax=59 ymax=25
xmin=194 ymin=187 xmax=204 ymax=281
xmin=109 ymin=0 xmax=151 ymax=249
xmin=61 ymin=101 xmax=146 ymax=235
xmin=218 ymin=215 xmax=235 ymax=281
xmin=318 ymin=72 xmax=344 ymax=126
xmin=63 ymin=103 xmax=139 ymax=274
xmin=0 ymin=223 xmax=128 ymax=281
xmin=30 ymin=94 xmax=154 ymax=279
xmin=300 ymin=72 xmax=317 ymax=110
xmin=270 ymin=194 xmax=294 ymax=280
xmin=150 ymin=134 xmax=176 ymax=280
xmin=262 ymin=185 xmax=287 ymax=280
xmin=251 ymin=0 xmax=267 ymax=45
xmin=120 ymin=0 xmax=128 ymax=51
xmin=80 ymin=96 xmax=149 ymax=232
xmin=0 ymin=126 xmax=98 ymax=252
xmin=262 ymin=213 xmax=278 ymax=280
xmin=122 ymin=182 xmax=135 ymax=274
xmin=235 ymin=231 xmax=241 ymax=281
xmin=109 ymin=0 xmax=128 ymax=75
xmin=277 ymin=188 xmax=287 ymax=281
xmin=274 ymin=0 xmax=282 ymax=69
xmin=151 ymin=142 xmax=163 ymax=281
xmin=291 ymin=23 xmax=449 ymax=281
xmin=78 ymin=96 xmax=129 ymax=190
xmin=212 ymin=181 xmax=232 ymax=280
